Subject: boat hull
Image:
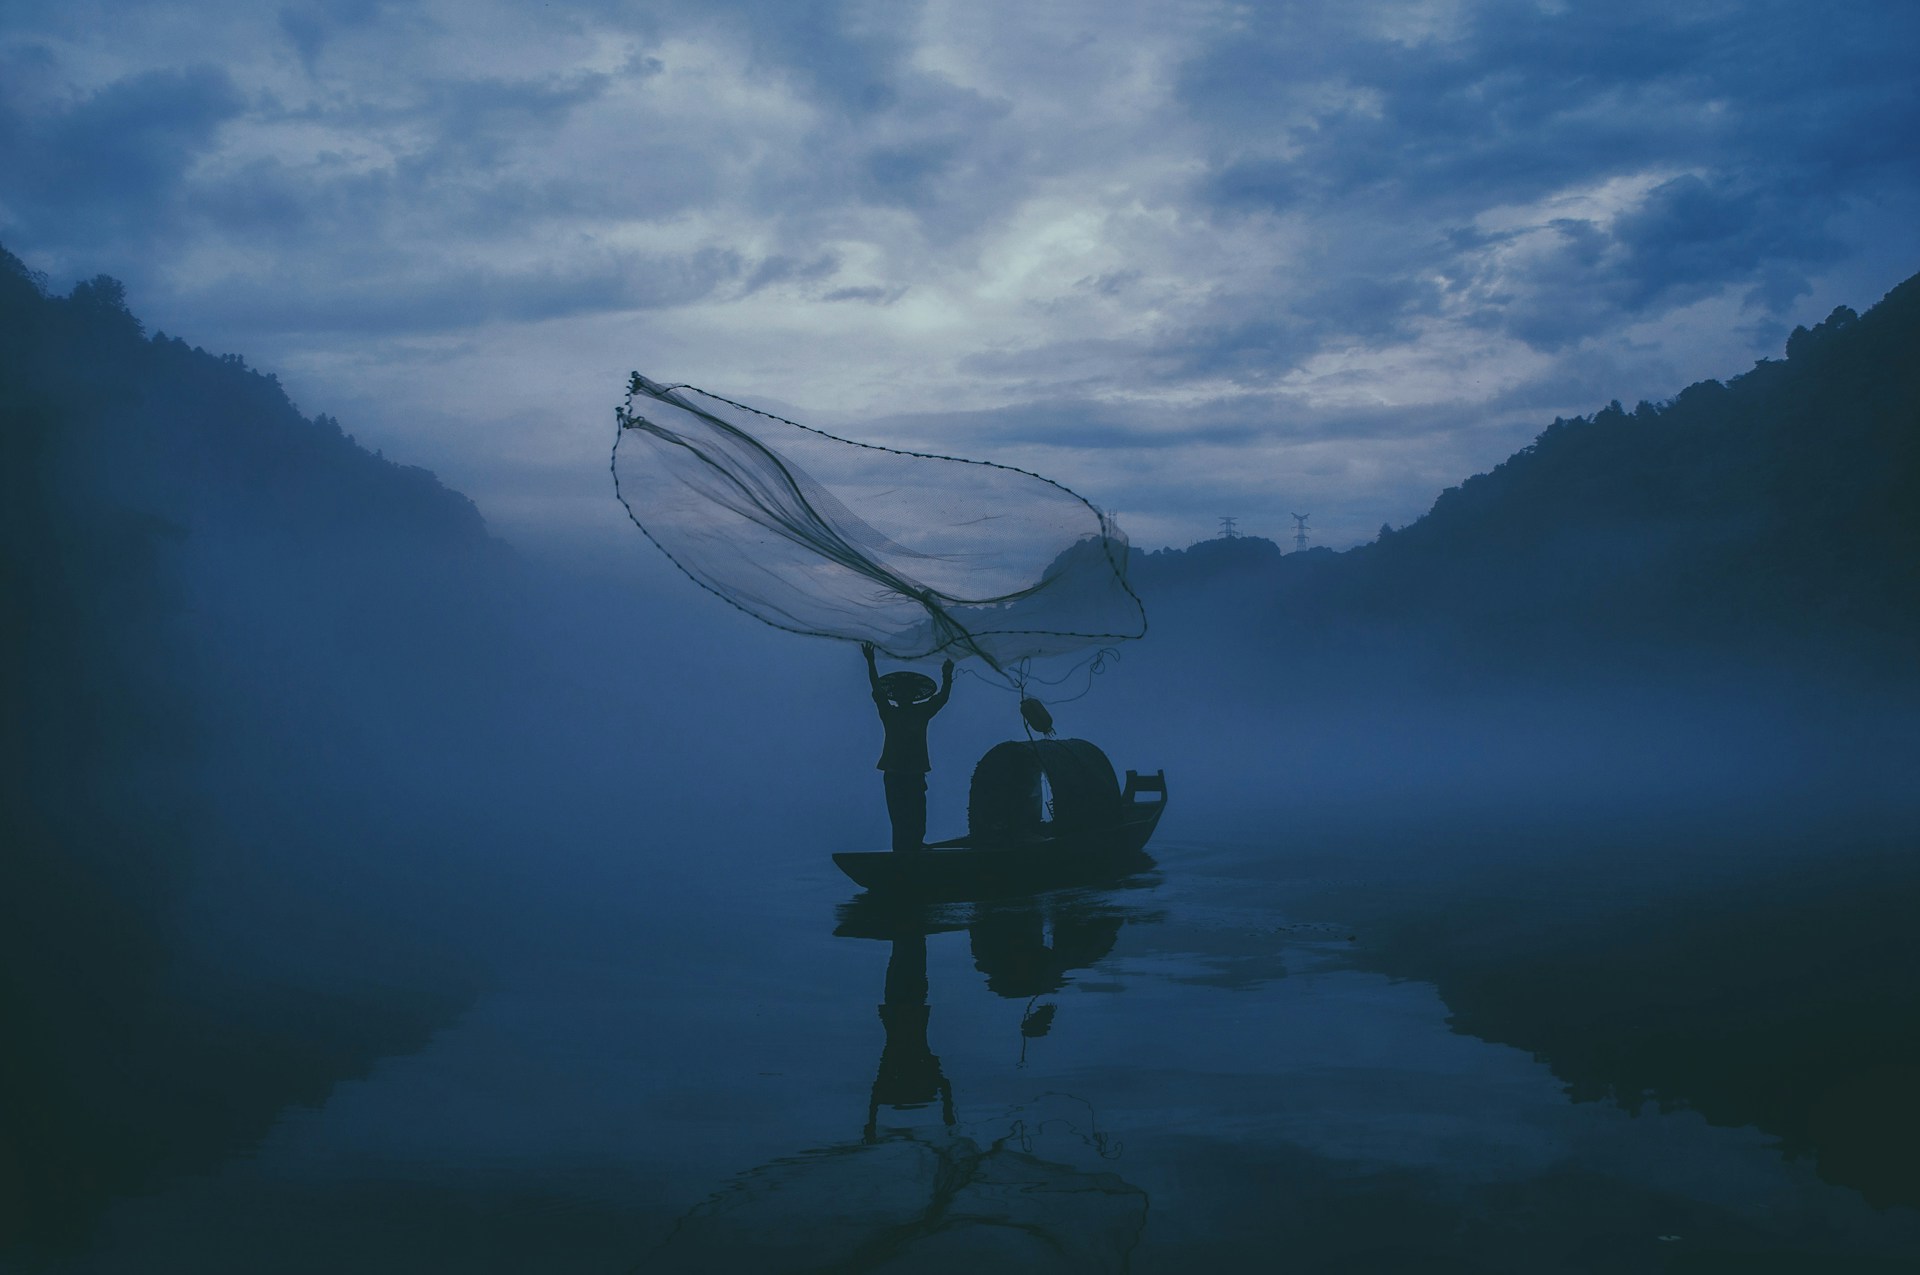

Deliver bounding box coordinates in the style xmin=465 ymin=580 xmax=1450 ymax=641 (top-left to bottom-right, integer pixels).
xmin=833 ymin=802 xmax=1163 ymax=900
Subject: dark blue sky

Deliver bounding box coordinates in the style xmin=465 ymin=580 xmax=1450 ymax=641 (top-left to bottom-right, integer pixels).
xmin=4 ymin=0 xmax=1916 ymax=548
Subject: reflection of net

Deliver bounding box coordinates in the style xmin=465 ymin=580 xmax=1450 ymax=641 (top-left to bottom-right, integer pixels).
xmin=646 ymin=1103 xmax=1147 ymax=1274
xmin=613 ymin=375 xmax=1146 ymax=674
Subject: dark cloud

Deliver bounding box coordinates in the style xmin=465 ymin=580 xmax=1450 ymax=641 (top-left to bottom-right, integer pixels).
xmin=956 ymin=336 xmax=1143 ymax=390
xmin=1186 ymin=4 xmax=1725 ymax=219
xmin=1179 ymin=0 xmax=1920 ymax=357
xmin=403 ymin=71 xmax=614 ymax=170
xmin=818 ymin=285 xmax=894 ymax=303
xmin=0 ymin=64 xmax=244 ymax=246
xmin=875 ymin=401 xmax=1267 ymax=453
xmin=1315 ymin=272 xmax=1444 ymax=337
xmin=743 ymin=69 xmax=1018 ymax=249
xmin=1450 ymin=174 xmax=1847 ymax=351
xmin=0 ymin=32 xmax=678 ymax=290
xmin=36 ymin=48 xmax=723 ymax=334
xmin=969 ymin=263 xmax=1444 ymax=397
xmin=183 ymin=133 xmax=715 ymax=249
xmin=1077 ymin=270 xmax=1141 ymax=298
xmin=1151 ymin=315 xmax=1320 ymax=385
xmin=743 ymin=251 xmax=841 ymax=293
xmin=178 ymin=245 xmax=743 ymax=335
xmin=1741 ymin=264 xmax=1816 ymax=317
xmin=278 ymin=0 xmax=385 ymax=72
xmin=712 ymin=0 xmax=915 ymax=117
xmin=860 ymin=138 xmax=961 ymax=206
xmin=1607 ymin=174 xmax=1841 ymax=307
xmin=1204 ymin=157 xmax=1303 ymax=216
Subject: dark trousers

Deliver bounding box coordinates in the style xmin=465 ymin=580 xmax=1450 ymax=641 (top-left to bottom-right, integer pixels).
xmin=883 ymin=771 xmax=928 ymax=852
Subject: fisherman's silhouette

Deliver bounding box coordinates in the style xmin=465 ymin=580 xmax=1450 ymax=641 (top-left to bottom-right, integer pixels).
xmin=863 ymin=643 xmax=953 ymax=852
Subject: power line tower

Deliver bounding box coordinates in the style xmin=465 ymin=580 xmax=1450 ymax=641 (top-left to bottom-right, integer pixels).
xmin=1290 ymin=512 xmax=1311 ymax=553
xmin=1218 ymin=516 xmax=1238 ymax=538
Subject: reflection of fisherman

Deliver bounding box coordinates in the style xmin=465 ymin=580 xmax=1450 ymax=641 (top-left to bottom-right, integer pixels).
xmin=867 ymin=929 xmax=954 ymax=1142
xmin=862 ymin=644 xmax=954 ymax=852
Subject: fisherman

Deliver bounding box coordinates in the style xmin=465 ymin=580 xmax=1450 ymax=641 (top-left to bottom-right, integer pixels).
xmin=862 ymin=643 xmax=954 ymax=852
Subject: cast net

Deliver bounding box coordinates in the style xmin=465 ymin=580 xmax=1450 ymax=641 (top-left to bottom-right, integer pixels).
xmin=612 ymin=374 xmax=1145 ymax=679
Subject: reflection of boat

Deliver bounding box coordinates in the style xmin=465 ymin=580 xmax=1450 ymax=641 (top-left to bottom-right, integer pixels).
xmin=837 ymin=889 xmax=1158 ymax=999
xmin=834 ymin=738 xmax=1167 ymax=899
xmin=834 ymin=887 xmax=1161 ymax=1127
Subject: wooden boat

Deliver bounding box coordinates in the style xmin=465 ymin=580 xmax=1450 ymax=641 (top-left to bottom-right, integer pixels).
xmin=834 ymin=759 xmax=1166 ymax=900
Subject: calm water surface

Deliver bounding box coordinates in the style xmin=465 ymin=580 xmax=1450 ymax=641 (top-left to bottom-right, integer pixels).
xmin=8 ymin=830 xmax=1920 ymax=1273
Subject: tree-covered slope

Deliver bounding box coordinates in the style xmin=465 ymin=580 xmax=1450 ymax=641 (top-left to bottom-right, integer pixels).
xmin=0 ymin=245 xmax=490 ymax=1251
xmin=1336 ymin=272 xmax=1920 ymax=666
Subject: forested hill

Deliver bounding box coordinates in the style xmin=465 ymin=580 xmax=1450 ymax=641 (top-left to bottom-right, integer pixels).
xmin=1347 ymin=269 xmax=1920 ymax=658
xmin=2 ymin=235 xmax=512 ymax=940
xmin=0 ymin=245 xmax=495 ymax=558
xmin=1137 ymin=268 xmax=1920 ymax=674
xmin=1 ymin=242 xmax=500 ymax=1249
xmin=1 ymin=239 xmax=517 ymax=913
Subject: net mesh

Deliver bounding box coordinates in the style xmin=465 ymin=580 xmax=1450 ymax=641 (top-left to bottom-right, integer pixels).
xmin=613 ymin=375 xmax=1145 ymax=676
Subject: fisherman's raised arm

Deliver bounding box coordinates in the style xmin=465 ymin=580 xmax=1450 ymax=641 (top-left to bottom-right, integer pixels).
xmin=928 ymin=658 xmax=954 ymax=713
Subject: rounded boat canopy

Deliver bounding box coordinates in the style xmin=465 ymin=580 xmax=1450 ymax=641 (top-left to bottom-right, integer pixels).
xmin=967 ymin=738 xmax=1122 ymax=844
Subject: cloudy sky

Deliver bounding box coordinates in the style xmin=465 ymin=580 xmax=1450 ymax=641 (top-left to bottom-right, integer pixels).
xmin=4 ymin=0 xmax=1917 ymax=551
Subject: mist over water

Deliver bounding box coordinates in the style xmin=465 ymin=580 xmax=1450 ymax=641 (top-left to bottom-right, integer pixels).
xmin=6 ymin=255 xmax=1920 ymax=1271
xmin=15 ymin=535 xmax=1920 ymax=1272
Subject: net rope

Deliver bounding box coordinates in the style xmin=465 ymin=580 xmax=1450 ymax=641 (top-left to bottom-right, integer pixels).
xmin=612 ymin=374 xmax=1146 ymax=689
